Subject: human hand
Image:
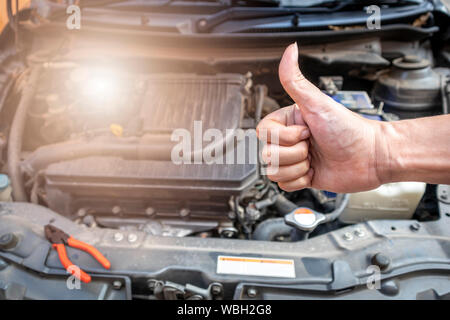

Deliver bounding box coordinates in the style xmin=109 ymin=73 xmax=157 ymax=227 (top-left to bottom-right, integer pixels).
xmin=257 ymin=43 xmax=387 ymax=193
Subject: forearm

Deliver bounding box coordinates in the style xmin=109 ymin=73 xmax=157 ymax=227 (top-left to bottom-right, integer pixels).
xmin=376 ymin=115 xmax=450 ymax=184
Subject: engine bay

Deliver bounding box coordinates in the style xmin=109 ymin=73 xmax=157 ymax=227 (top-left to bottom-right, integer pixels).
xmin=0 ymin=0 xmax=449 ymax=300
xmin=1 ymin=33 xmax=448 ymax=242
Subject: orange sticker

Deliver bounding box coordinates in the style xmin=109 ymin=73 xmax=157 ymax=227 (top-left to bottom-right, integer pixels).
xmin=219 ymin=257 xmax=293 ymax=265
xmin=294 ymin=208 xmax=313 ymax=214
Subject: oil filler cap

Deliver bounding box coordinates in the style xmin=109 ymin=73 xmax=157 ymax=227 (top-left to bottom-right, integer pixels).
xmin=393 ymin=55 xmax=430 ymax=70
xmin=284 ymin=207 xmax=326 ymax=232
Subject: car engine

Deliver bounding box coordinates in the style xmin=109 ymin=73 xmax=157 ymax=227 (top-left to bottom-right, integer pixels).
xmin=1 ymin=26 xmax=448 ymax=240
xmin=20 ymin=70 xmax=259 ymax=237
xmin=0 ymin=0 xmax=449 ymax=301
xmin=2 ymin=46 xmax=446 ymax=241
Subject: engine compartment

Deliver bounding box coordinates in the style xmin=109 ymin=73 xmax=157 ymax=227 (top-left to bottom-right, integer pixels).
xmin=0 ymin=0 xmax=449 ymax=301
xmin=0 ymin=5 xmax=448 ymax=244
xmin=2 ymin=47 xmax=446 ymax=241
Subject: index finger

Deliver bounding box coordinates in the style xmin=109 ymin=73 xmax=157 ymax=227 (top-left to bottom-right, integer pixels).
xmin=257 ymin=120 xmax=310 ymax=146
xmin=262 ymin=104 xmax=306 ymax=126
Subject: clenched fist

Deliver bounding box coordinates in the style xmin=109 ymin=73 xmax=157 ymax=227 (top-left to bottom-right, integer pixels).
xmin=257 ymin=43 xmax=390 ymax=193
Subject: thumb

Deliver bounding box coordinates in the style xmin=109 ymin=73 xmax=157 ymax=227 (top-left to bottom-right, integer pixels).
xmin=279 ymin=43 xmax=333 ymax=114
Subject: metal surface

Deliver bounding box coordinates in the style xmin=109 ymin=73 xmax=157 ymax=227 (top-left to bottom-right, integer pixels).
xmin=0 ymin=201 xmax=449 ymax=299
xmin=1 ymin=0 xmax=449 ymax=301
xmin=24 ymin=72 xmax=259 ymax=221
xmin=139 ymin=73 xmax=246 ymax=135
xmin=373 ymin=56 xmax=442 ymax=111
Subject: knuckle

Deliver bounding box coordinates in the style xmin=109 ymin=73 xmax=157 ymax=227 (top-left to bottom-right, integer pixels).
xmin=297 ymin=141 xmax=309 ymax=160
xmin=266 ymin=167 xmax=281 ymax=181
xmin=302 ymin=159 xmax=311 ymax=172
xmin=300 ymin=174 xmax=312 ymax=188
xmin=261 ymin=145 xmax=270 ymax=161
xmin=294 ymin=182 xmax=307 ymax=191
xmin=284 ymin=127 xmax=302 ymax=145
xmin=294 ymin=160 xmax=309 ymax=177
xmin=278 ymin=182 xmax=295 ymax=192
xmin=285 ymin=176 xmax=310 ymax=192
xmin=256 ymin=122 xmax=269 ymax=141
xmin=268 ymin=174 xmax=282 ymax=183
xmin=261 ymin=144 xmax=280 ymax=167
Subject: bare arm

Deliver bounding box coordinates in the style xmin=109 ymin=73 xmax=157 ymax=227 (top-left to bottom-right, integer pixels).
xmin=377 ymin=115 xmax=450 ymax=185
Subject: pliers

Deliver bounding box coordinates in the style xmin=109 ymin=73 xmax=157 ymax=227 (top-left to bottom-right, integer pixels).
xmin=44 ymin=224 xmax=111 ymax=283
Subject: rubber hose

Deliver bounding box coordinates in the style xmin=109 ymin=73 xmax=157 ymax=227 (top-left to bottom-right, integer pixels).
xmin=22 ymin=124 xmax=243 ymax=174
xmin=252 ymin=218 xmax=293 ymax=241
xmin=323 ymin=193 xmax=350 ymax=223
xmin=21 ymin=138 xmax=175 ymax=176
xmin=7 ymin=68 xmax=41 ymax=201
xmin=254 ymin=85 xmax=265 ymax=124
xmin=273 ymin=194 xmax=298 ymax=215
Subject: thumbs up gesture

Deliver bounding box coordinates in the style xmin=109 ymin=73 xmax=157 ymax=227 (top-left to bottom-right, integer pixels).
xmin=257 ymin=43 xmax=387 ymax=193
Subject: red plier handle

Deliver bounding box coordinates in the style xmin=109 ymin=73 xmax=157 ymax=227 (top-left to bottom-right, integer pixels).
xmin=45 ymin=225 xmax=111 ymax=283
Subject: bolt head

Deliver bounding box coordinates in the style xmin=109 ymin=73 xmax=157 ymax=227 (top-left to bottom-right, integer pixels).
xmin=211 ymin=284 xmax=222 ymax=295
xmin=82 ymin=215 xmax=95 ymax=227
xmin=77 ymin=208 xmax=87 ymax=217
xmin=112 ymin=281 xmax=122 ymax=290
xmin=112 ymin=206 xmax=121 ymax=215
xmin=380 ymin=280 xmax=399 ymax=296
xmin=354 ymin=228 xmax=365 ymax=237
xmin=410 ymin=222 xmax=421 ymax=231
xmin=145 ymin=207 xmax=155 ymax=216
xmin=128 ymin=233 xmax=138 ymax=243
xmin=223 ymin=231 xmax=233 ymax=238
xmin=371 ymin=253 xmax=391 ymax=270
xmin=113 ymin=232 xmax=124 ymax=242
xmin=343 ymin=232 xmax=353 ymax=241
xmin=147 ymin=280 xmax=156 ymax=289
xmin=180 ymin=208 xmax=190 ymax=218
xmin=247 ymin=288 xmax=257 ymax=298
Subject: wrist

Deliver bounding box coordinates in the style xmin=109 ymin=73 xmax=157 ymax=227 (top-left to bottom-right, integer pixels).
xmin=374 ymin=121 xmax=400 ymax=185
xmin=374 ymin=115 xmax=450 ymax=186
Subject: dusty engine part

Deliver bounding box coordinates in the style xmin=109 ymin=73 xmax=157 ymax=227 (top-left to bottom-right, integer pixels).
xmin=43 ymin=155 xmax=258 ymax=222
xmin=372 ymin=55 xmax=442 ymax=113
xmin=339 ymin=182 xmax=426 ymax=223
xmin=24 ymin=72 xmax=259 ymax=226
